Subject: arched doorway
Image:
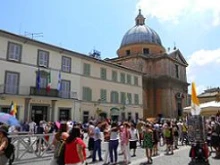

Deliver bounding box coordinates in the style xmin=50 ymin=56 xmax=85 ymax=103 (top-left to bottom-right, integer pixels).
xmin=110 ymin=107 xmax=120 ymax=122
xmin=99 ymin=112 xmax=107 ymax=119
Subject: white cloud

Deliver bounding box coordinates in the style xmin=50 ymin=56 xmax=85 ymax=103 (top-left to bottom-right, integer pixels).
xmin=136 ymin=0 xmax=220 ymax=26
xmin=187 ymin=48 xmax=220 ymax=94
xmin=188 ymin=49 xmax=220 ymax=66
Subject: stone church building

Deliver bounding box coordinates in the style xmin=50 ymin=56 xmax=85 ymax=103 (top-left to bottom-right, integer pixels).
xmin=108 ymin=10 xmax=189 ymax=118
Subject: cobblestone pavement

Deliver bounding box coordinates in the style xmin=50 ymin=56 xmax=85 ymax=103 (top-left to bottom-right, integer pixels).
xmin=11 ymin=144 xmax=220 ymax=165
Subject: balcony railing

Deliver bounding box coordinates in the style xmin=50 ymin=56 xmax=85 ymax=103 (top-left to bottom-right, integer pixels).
xmin=30 ymin=87 xmax=59 ymax=97
xmin=30 ymin=87 xmax=78 ymax=99
xmin=0 ymin=84 xmax=78 ymax=99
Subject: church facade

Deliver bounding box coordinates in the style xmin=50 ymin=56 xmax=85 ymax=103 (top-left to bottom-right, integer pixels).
xmin=108 ymin=10 xmax=189 ymax=118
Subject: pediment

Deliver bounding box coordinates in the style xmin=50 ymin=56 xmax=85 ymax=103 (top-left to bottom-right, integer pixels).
xmin=169 ymin=49 xmax=188 ymax=66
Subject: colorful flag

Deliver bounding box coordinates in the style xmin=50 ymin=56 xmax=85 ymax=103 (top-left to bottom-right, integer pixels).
xmin=57 ymin=71 xmax=61 ymax=91
xmin=37 ymin=68 xmax=41 ymax=91
xmin=10 ymin=101 xmax=17 ymax=116
xmin=46 ymin=71 xmax=51 ymax=93
xmin=191 ymin=82 xmax=201 ymax=115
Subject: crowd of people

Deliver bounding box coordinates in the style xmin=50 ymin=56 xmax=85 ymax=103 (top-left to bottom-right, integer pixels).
xmin=0 ymin=113 xmax=220 ymax=165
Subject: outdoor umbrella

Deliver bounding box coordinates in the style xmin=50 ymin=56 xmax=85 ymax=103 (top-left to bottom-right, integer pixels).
xmin=0 ymin=112 xmax=20 ymax=126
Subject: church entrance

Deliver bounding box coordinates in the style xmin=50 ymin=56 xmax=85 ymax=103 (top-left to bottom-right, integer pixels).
xmin=31 ymin=106 xmax=48 ymax=125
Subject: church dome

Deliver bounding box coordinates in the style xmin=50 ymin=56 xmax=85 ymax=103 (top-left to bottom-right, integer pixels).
xmin=120 ymin=10 xmax=162 ymax=47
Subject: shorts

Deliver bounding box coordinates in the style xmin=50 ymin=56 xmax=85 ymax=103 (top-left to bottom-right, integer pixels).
xmin=211 ymin=135 xmax=220 ymax=147
xmin=129 ymin=141 xmax=137 ymax=149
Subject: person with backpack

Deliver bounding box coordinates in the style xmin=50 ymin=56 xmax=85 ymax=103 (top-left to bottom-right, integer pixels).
xmin=64 ymin=126 xmax=86 ymax=165
xmin=0 ymin=128 xmax=9 ymax=165
xmin=50 ymin=122 xmax=68 ymax=165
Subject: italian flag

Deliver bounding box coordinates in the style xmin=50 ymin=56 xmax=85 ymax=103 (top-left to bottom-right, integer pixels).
xmin=46 ymin=71 xmax=51 ymax=93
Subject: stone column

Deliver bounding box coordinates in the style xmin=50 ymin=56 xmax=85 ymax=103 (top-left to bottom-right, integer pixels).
xmin=24 ymin=98 xmax=31 ymax=121
xmin=51 ymin=100 xmax=57 ymax=122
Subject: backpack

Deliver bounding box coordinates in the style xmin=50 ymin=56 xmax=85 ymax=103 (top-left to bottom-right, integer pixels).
xmin=54 ymin=140 xmax=63 ymax=158
xmin=4 ymin=138 xmax=15 ymax=165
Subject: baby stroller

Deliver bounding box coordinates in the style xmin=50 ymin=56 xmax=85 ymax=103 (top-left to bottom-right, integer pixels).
xmin=189 ymin=141 xmax=210 ymax=165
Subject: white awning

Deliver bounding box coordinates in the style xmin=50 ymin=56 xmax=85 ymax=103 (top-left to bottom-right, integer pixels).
xmin=183 ymin=101 xmax=220 ymax=114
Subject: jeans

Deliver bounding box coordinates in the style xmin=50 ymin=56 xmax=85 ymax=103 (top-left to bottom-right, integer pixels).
xmin=109 ymin=139 xmax=119 ymax=163
xmin=93 ymin=139 xmax=102 ymax=161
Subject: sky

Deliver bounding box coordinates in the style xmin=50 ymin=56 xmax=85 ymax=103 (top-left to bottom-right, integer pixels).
xmin=1 ymin=0 xmax=220 ymax=94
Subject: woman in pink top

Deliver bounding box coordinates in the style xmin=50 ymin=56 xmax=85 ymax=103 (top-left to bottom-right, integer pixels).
xmin=121 ymin=122 xmax=131 ymax=164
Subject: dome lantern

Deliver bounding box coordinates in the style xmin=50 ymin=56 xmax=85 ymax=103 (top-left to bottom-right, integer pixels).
xmin=135 ymin=9 xmax=145 ymax=25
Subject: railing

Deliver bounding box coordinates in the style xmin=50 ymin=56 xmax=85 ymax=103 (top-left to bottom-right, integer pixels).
xmin=9 ymin=133 xmax=54 ymax=164
xmin=30 ymin=87 xmax=59 ymax=97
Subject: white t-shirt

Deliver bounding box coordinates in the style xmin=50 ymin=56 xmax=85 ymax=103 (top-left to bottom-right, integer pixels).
xmin=29 ymin=121 xmax=36 ymax=132
xmin=130 ymin=129 xmax=138 ymax=141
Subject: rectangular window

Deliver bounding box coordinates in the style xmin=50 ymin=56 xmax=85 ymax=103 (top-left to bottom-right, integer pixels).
xmin=121 ymin=112 xmax=125 ymax=121
xmin=126 ymin=50 xmax=130 ymax=55
xmin=128 ymin=112 xmax=132 ymax=121
xmin=134 ymin=76 xmax=138 ymax=86
xmin=100 ymin=89 xmax=107 ymax=102
xmin=175 ymin=64 xmax=179 ymax=78
xmin=83 ymin=87 xmax=92 ymax=101
xmin=59 ymin=109 xmax=70 ymax=121
xmin=5 ymin=71 xmax=19 ymax=94
xmin=83 ymin=111 xmax=89 ymax=123
xmin=100 ymin=68 xmax=107 ymax=80
xmin=83 ymin=63 xmax=91 ymax=76
xmin=135 ymin=113 xmax=139 ymax=122
xmin=60 ymin=80 xmax=70 ymax=98
xmin=120 ymin=73 xmax=125 ymax=83
xmin=38 ymin=50 xmax=49 ymax=68
xmin=127 ymin=93 xmax=132 ymax=104
xmin=62 ymin=56 xmax=71 ymax=73
xmin=120 ymin=92 xmax=126 ymax=104
xmin=134 ymin=94 xmax=139 ymax=105
xmin=143 ymin=48 xmax=149 ymax=55
xmin=127 ymin=74 xmax=131 ymax=84
xmin=7 ymin=42 xmax=22 ymax=62
xmin=112 ymin=71 xmax=117 ymax=82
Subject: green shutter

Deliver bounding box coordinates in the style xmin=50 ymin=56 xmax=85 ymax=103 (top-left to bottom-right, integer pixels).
xmin=127 ymin=74 xmax=131 ymax=84
xmin=83 ymin=87 xmax=92 ymax=101
xmin=134 ymin=94 xmax=139 ymax=105
xmin=83 ymin=63 xmax=90 ymax=76
xmin=111 ymin=91 xmax=119 ymax=103
xmin=88 ymin=88 xmax=92 ymax=101
xmin=101 ymin=68 xmax=106 ymax=80
xmin=112 ymin=71 xmax=117 ymax=82
xmin=100 ymin=89 xmax=107 ymax=102
xmin=83 ymin=87 xmax=86 ymax=100
xmin=120 ymin=92 xmax=126 ymax=104
xmin=134 ymin=76 xmax=138 ymax=85
xmin=120 ymin=73 xmax=125 ymax=83
xmin=127 ymin=93 xmax=132 ymax=104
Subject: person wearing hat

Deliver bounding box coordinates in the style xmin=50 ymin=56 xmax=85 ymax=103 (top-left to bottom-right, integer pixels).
xmin=0 ymin=128 xmax=9 ymax=165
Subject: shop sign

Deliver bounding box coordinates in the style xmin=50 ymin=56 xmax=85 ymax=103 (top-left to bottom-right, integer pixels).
xmin=30 ymin=99 xmax=50 ymax=104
